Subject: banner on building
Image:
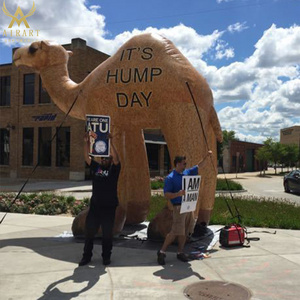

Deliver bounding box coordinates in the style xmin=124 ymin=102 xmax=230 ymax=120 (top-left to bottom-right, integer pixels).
xmin=180 ymin=175 xmax=201 ymax=214
xmin=86 ymin=114 xmax=110 ymax=157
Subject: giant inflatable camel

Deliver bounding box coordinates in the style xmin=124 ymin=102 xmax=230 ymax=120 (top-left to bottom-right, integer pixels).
xmin=14 ymin=33 xmax=222 ymax=238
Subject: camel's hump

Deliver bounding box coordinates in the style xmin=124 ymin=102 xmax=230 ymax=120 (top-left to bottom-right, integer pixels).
xmin=117 ymin=33 xmax=190 ymax=65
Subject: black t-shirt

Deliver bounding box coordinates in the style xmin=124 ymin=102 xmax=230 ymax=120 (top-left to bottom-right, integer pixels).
xmin=90 ymin=159 xmax=121 ymax=208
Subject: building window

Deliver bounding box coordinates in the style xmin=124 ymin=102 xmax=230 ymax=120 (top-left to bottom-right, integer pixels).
xmin=146 ymin=143 xmax=159 ymax=171
xmin=23 ymin=73 xmax=35 ymax=105
xmin=164 ymin=146 xmax=170 ymax=173
xmin=0 ymin=76 xmax=11 ymax=106
xmin=22 ymin=128 xmax=34 ymax=166
xmin=39 ymin=77 xmax=51 ymax=104
xmin=38 ymin=127 xmax=52 ymax=166
xmin=0 ymin=129 xmax=10 ymax=165
xmin=56 ymin=127 xmax=70 ymax=167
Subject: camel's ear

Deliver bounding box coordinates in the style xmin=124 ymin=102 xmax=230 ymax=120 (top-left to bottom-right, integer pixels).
xmin=67 ymin=51 xmax=73 ymax=57
xmin=41 ymin=41 xmax=50 ymax=50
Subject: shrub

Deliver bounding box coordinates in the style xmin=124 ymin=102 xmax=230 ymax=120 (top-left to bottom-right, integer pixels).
xmin=0 ymin=192 xmax=88 ymax=216
xmin=70 ymin=198 xmax=89 ymax=216
xmin=216 ymin=179 xmax=243 ymax=191
xmin=151 ymin=181 xmax=164 ymax=190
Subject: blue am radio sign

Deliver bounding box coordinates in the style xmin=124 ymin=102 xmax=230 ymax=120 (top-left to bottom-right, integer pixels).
xmin=86 ymin=114 xmax=110 ymax=157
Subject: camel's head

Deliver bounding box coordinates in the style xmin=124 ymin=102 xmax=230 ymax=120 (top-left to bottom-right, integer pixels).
xmin=13 ymin=41 xmax=73 ymax=71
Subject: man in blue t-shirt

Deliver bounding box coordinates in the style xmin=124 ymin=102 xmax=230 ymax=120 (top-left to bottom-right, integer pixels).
xmin=157 ymin=151 xmax=212 ymax=265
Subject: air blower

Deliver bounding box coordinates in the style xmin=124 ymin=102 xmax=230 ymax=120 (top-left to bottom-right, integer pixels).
xmin=219 ymin=224 xmax=245 ymax=247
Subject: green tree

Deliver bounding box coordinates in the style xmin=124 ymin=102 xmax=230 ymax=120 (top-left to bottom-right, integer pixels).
xmin=255 ymin=146 xmax=271 ymax=176
xmin=263 ymin=138 xmax=284 ymax=174
xmin=222 ymin=130 xmax=237 ymax=146
xmin=217 ymin=130 xmax=238 ymax=162
xmin=283 ymin=144 xmax=299 ymax=170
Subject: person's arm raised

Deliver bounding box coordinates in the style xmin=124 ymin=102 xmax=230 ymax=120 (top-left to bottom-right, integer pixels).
xmin=84 ymin=131 xmax=97 ymax=166
xmin=197 ymin=150 xmax=213 ymax=168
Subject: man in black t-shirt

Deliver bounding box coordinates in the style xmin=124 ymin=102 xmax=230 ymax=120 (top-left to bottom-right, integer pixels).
xmin=79 ymin=131 xmax=121 ymax=266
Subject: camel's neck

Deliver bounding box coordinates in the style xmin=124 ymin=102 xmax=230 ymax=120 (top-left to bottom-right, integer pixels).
xmin=40 ymin=64 xmax=85 ymax=119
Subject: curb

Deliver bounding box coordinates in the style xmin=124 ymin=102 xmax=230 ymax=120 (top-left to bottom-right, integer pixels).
xmin=215 ymin=190 xmax=247 ymax=194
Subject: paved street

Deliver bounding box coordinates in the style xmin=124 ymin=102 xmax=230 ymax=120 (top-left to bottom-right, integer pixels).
xmin=217 ymin=169 xmax=300 ymax=205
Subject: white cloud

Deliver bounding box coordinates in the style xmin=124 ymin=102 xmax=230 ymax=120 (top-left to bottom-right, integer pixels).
xmin=227 ymin=22 xmax=249 ymax=33
xmin=0 ymin=1 xmax=224 ymax=57
xmin=215 ymin=47 xmax=234 ymax=59
xmin=89 ymin=5 xmax=101 ymax=11
xmin=218 ymin=106 xmax=294 ymax=142
xmin=234 ymin=133 xmax=268 ymax=144
xmin=1 ymin=0 xmax=107 ymax=46
xmin=279 ymin=78 xmax=300 ymax=103
xmin=207 ymin=23 xmax=300 ymax=141
xmin=211 ymin=62 xmax=256 ymax=93
xmin=215 ymin=41 xmax=234 ymax=59
xmin=217 ymin=0 xmax=233 ymax=3
xmin=1 ymin=0 xmax=299 ymax=143
xmin=247 ymin=24 xmax=300 ymax=68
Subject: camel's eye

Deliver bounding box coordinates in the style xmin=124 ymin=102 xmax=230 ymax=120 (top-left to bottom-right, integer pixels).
xmin=29 ymin=46 xmax=38 ymax=54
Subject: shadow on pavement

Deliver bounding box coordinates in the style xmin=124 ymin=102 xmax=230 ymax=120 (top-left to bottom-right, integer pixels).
xmin=0 ymin=224 xmax=218 ymax=293
xmin=153 ymin=262 xmax=205 ymax=282
xmin=37 ymin=266 xmax=105 ymax=300
xmin=0 ymin=225 xmax=217 ymax=264
xmin=0 ymin=236 xmax=80 ymax=263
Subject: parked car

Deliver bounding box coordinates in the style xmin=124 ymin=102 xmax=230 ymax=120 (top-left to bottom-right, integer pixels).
xmin=284 ymin=170 xmax=300 ymax=193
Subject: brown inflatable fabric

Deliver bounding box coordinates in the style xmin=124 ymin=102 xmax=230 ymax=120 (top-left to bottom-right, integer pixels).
xmin=14 ymin=33 xmax=222 ymax=237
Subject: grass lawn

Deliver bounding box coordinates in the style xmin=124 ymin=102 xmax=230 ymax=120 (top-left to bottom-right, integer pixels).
xmin=148 ymin=195 xmax=300 ymax=230
xmin=210 ymin=196 xmax=300 ymax=229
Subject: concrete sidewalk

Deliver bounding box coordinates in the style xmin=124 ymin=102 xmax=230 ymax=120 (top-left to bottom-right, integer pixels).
xmin=0 ymin=213 xmax=300 ymax=299
xmin=0 ymin=177 xmax=93 ymax=193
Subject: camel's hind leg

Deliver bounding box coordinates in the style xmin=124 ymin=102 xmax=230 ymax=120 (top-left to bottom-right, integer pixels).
xmin=196 ymin=125 xmax=218 ymax=225
xmin=149 ymin=103 xmax=217 ymax=237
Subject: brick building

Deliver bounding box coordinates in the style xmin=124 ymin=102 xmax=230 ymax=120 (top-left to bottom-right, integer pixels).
xmin=0 ymin=38 xmax=109 ymax=180
xmin=221 ymin=140 xmax=264 ymax=173
xmin=0 ymin=38 xmax=170 ymax=180
xmin=280 ymin=126 xmax=300 ymax=146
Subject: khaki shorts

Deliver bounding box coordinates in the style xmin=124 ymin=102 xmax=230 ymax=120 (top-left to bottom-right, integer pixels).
xmin=170 ymin=206 xmax=195 ymax=236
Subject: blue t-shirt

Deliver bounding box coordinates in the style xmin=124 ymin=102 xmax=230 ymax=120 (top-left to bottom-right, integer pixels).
xmin=164 ymin=165 xmax=198 ymax=205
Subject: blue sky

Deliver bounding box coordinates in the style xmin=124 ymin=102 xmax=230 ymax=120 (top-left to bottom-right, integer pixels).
xmin=1 ymin=0 xmax=299 ymax=143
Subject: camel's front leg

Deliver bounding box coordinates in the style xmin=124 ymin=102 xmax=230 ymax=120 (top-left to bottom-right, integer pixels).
xmin=117 ymin=128 xmax=151 ymax=224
